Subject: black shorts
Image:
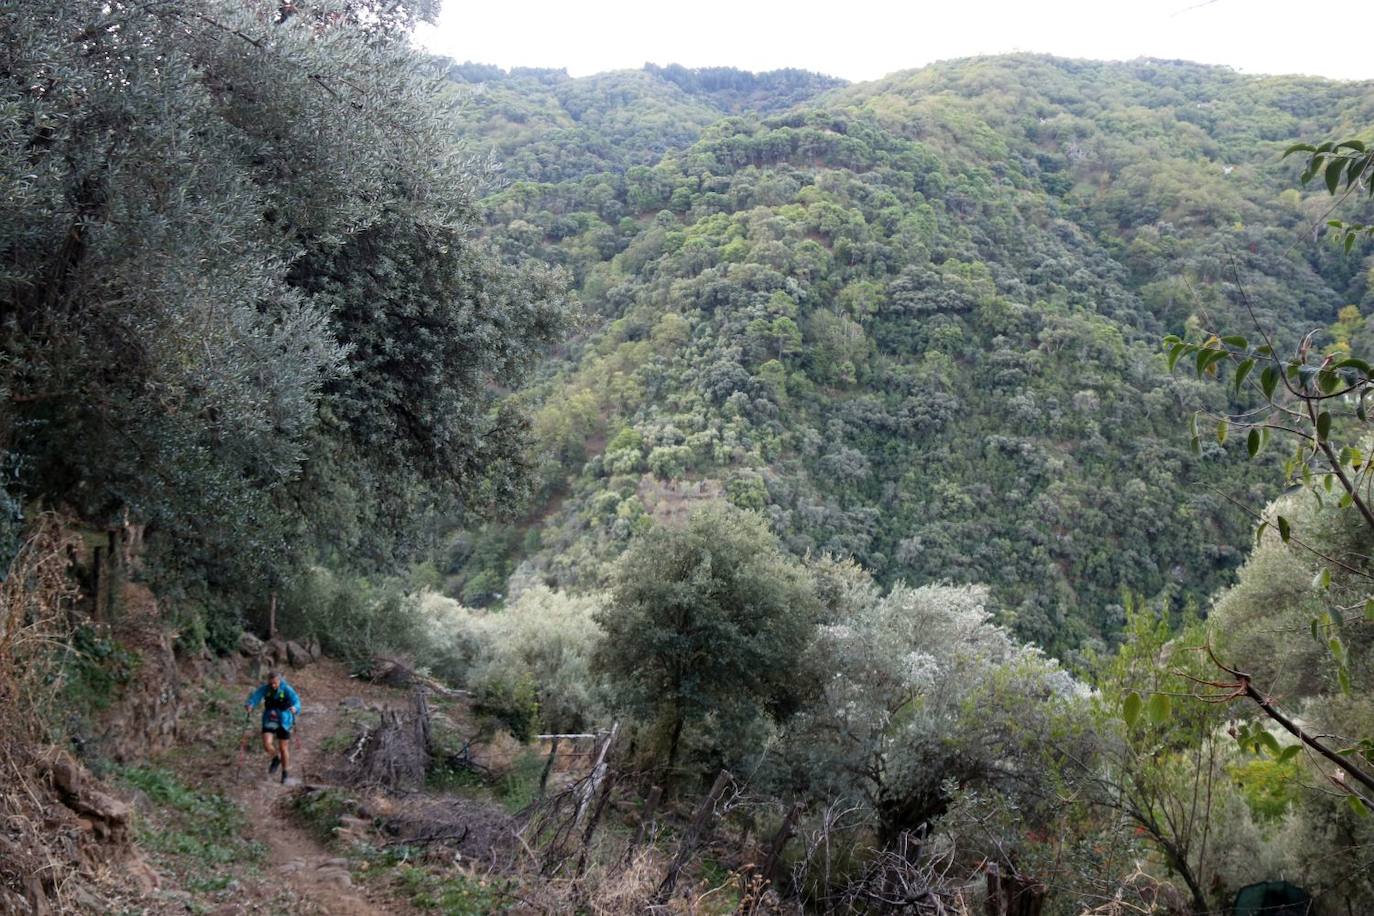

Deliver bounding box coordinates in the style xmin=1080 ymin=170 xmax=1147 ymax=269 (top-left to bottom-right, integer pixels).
xmin=262 ymin=723 xmax=292 ymax=741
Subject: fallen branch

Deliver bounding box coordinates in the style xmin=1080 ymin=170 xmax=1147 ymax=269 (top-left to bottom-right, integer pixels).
xmin=383 ymin=826 xmax=469 ymax=848
xmin=365 ymin=656 xmax=470 ymax=699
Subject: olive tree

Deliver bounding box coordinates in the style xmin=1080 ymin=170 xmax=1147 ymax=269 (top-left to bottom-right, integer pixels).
xmin=784 ymin=571 xmax=1086 ymax=848
xmin=0 ymin=0 xmax=567 ymax=591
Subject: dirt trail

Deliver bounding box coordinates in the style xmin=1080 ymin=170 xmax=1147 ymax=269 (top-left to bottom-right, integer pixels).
xmin=206 ymin=661 xmax=407 ymax=915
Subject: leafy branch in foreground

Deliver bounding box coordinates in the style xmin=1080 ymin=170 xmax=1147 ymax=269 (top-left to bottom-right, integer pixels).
xmin=1283 ymin=139 xmax=1374 ymax=250
xmin=1160 ymin=134 xmax=1374 ymax=811
xmin=1176 ymin=645 xmax=1374 ymax=808
xmin=1164 ymin=322 xmax=1374 ymax=720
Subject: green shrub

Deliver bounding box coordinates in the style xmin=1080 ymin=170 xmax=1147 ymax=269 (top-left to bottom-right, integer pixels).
xmin=395 ymin=865 xmax=516 ymax=913
xmin=647 ymin=444 xmax=693 ymax=479
xmin=495 ymin=750 xmax=548 ymax=814
xmin=118 ymin=766 xmax=264 ymax=872
xmin=61 ymin=625 xmax=139 ymax=712
xmin=141 ymin=575 xmax=245 ymax=658
xmin=1230 ymin=757 xmax=1300 ymax=822
xmin=415 ymin=587 xmax=606 ymax=734
xmin=603 ymin=447 xmax=645 ymax=475
xmin=474 ymin=671 xmax=540 ymax=743
xmin=280 ymin=566 xmax=424 ymax=670
xmin=290 ymin=788 xmax=355 ymax=845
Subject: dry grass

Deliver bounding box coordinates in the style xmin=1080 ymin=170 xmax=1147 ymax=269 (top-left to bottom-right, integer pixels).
xmin=517 ymin=845 xmax=665 ymax=914
xmin=0 ymin=514 xmax=84 ymax=911
xmin=0 ymin=512 xmax=78 ymax=733
xmin=1077 ymin=865 xmax=1189 ymax=915
xmin=582 ymin=846 xmax=664 ymax=914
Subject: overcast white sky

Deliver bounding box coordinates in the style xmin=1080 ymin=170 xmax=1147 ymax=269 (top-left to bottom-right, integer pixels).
xmin=414 ymin=0 xmax=1369 ymax=83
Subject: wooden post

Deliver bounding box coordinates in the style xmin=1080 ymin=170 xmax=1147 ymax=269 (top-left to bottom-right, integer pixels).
xmin=653 ymin=770 xmax=731 ymax=904
xmin=413 ymin=688 xmax=432 ymax=756
xmin=576 ymin=722 xmax=618 ymax=825
xmin=574 ymin=770 xmax=617 ymax=878
xmin=538 ymin=738 xmax=560 ymax=797
xmin=760 ymin=801 xmax=804 ymax=888
xmin=986 ymin=862 xmax=1005 ymax=916
xmin=106 ymin=529 xmax=121 ymax=619
xmin=985 ymin=862 xmax=1046 ymax=916
xmin=268 ymin=590 xmax=278 ymax=639
xmin=92 ymin=545 xmax=106 ymax=622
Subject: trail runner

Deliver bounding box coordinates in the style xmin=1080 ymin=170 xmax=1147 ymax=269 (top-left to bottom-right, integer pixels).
xmin=245 ymin=671 xmax=301 ymax=784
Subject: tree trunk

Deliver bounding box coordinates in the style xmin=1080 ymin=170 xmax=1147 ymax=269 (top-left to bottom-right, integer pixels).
xmin=760 ymin=801 xmax=804 ymax=889
xmin=1154 ymin=834 xmax=1209 ymax=916
xmin=665 ymin=710 xmax=685 ymax=796
xmin=985 ymin=861 xmax=1046 ymax=916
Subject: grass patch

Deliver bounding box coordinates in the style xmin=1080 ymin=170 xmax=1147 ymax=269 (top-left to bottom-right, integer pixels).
xmin=290 ymin=787 xmax=355 ymax=845
xmin=424 ymin=710 xmax=497 ymax=795
xmin=317 ymin=707 xmax=374 ymax=755
xmin=695 ymin=856 xmax=742 ymax=914
xmin=320 ymin=727 xmax=360 ymax=755
xmin=354 ymin=846 xmax=517 ymax=914
xmin=426 ymin=761 xmax=489 ymax=794
xmin=394 ymin=864 xmax=516 ymax=914
xmin=118 ymin=766 xmax=264 ymax=888
xmin=187 ymin=684 xmax=255 ymax=756
xmin=495 ymin=750 xmax=546 ymax=814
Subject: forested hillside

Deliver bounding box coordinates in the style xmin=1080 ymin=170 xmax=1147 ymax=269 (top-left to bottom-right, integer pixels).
xmin=443 ymin=62 xmax=844 ymax=183
xmin=444 ymin=55 xmax=1374 ymax=652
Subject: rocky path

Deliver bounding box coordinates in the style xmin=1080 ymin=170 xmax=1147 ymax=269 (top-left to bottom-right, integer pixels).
xmin=177 ymin=660 xmax=410 ymax=915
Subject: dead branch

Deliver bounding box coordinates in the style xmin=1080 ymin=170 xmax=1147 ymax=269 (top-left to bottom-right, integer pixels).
xmin=1193 ymin=644 xmax=1374 ymax=797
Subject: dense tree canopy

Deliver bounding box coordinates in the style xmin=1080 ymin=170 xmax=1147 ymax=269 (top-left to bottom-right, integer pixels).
xmin=0 ymin=0 xmax=568 ymax=595
xmin=447 ymin=55 xmax=1374 ymax=654
xmin=593 ymin=504 xmax=820 ymax=773
xmin=783 ymin=565 xmax=1083 ymax=846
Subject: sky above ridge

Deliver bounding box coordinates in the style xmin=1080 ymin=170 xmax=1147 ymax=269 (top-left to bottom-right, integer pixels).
xmin=415 ymin=0 xmax=1368 ymax=83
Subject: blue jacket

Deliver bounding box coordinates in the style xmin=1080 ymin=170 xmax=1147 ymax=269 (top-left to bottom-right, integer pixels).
xmin=245 ymin=680 xmax=301 ymax=732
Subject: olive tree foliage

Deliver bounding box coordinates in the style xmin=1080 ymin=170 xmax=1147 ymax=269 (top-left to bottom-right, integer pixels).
xmin=592 ymin=504 xmax=821 ymax=776
xmin=0 ymin=0 xmax=567 ymax=586
xmin=417 ymin=587 xmax=607 ymax=735
xmin=782 ymin=561 xmax=1087 ymax=848
xmin=287 ymin=210 xmax=567 ymax=562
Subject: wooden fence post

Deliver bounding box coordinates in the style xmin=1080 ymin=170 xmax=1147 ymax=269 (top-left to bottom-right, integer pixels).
xmin=538 ymin=737 xmax=560 ymax=797
xmin=985 ymin=861 xmax=1046 ymax=916
xmin=574 ymin=769 xmax=617 ymax=878
xmin=760 ymin=801 xmax=804 ymax=887
xmin=653 ymin=770 xmax=731 ymax=904
xmin=575 ymin=722 xmax=618 ymax=825
xmin=92 ymin=544 xmax=106 ymax=622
